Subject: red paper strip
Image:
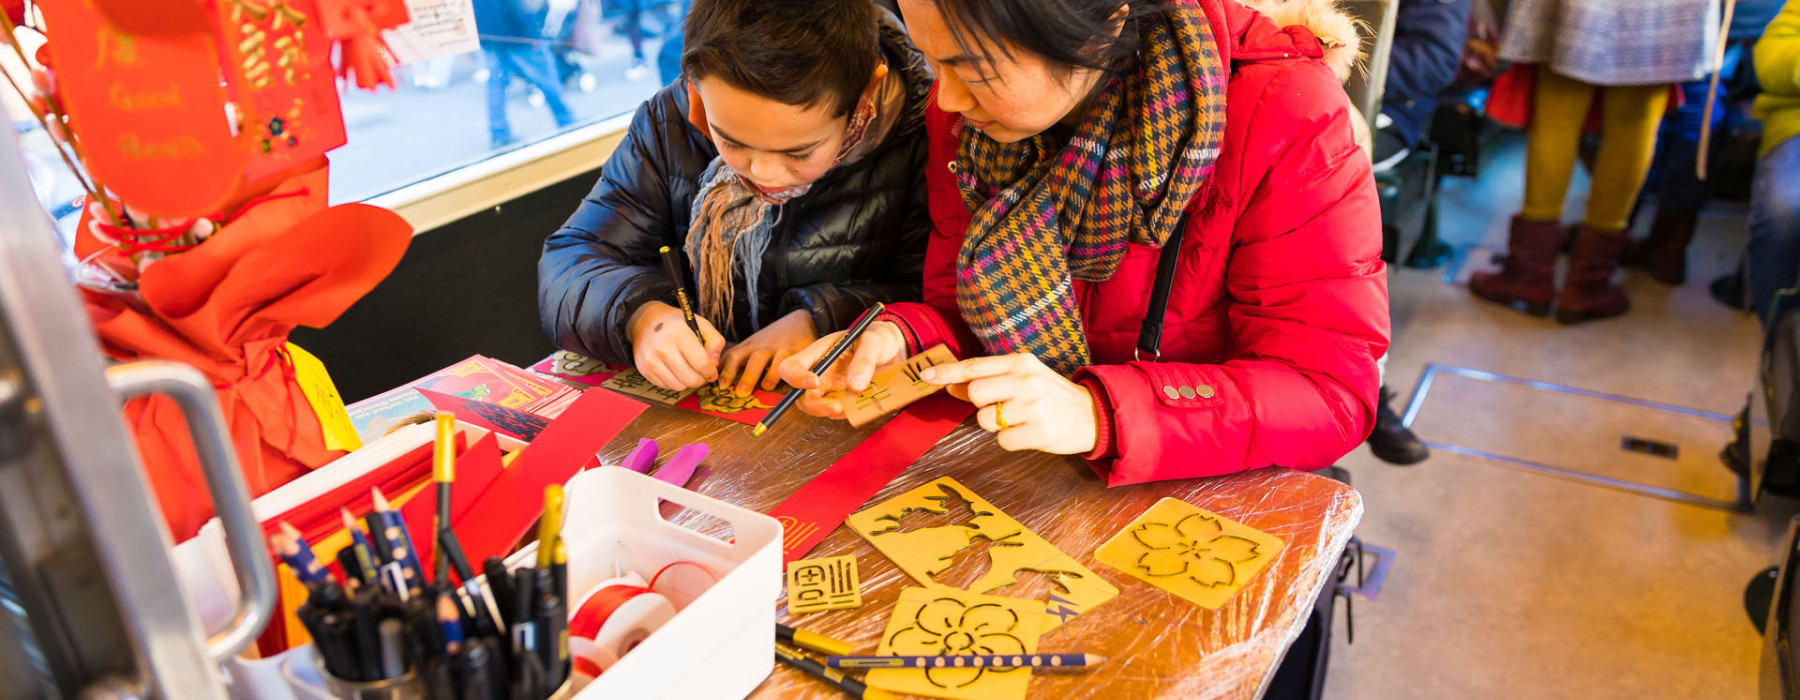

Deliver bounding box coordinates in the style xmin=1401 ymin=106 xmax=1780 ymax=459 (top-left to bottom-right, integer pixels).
xmin=399 ymin=432 xmax=506 ymax=577
xmin=454 ymin=389 xmax=647 ymax=563
xmin=765 ymin=395 xmax=975 ymax=563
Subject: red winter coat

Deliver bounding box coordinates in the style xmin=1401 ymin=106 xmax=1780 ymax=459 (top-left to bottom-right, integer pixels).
xmin=880 ymin=0 xmax=1390 ymax=486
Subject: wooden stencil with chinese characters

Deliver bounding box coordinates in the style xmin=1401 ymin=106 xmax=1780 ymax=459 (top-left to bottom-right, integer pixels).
xmin=867 ymin=587 xmax=1045 ymax=700
xmin=1096 ymin=497 xmax=1286 ymax=610
xmin=832 ymin=345 xmax=957 ymax=427
xmin=846 ymin=477 xmax=1117 ymax=631
xmin=785 ymin=555 xmax=861 ymax=614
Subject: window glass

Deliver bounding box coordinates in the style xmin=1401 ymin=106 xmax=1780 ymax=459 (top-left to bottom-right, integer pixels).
xmin=332 ymin=0 xmax=691 ymax=202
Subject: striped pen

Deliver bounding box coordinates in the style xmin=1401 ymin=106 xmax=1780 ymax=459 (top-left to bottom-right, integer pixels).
xmin=825 ymin=653 xmax=1105 ymax=671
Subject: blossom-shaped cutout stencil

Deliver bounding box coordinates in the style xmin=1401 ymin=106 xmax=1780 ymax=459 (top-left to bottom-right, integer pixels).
xmin=870 ymin=587 xmax=1045 ymax=700
xmin=1096 ymin=498 xmax=1287 ymax=610
xmin=1130 ymin=513 xmax=1265 ymax=588
xmin=887 ymin=597 xmax=1029 ymax=688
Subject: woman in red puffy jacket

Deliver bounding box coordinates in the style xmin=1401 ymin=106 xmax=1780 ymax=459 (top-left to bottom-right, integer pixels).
xmin=779 ymin=0 xmax=1389 ymax=486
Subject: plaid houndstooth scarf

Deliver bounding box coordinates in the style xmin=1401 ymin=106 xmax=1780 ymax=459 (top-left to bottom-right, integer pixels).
xmin=953 ymin=0 xmax=1225 ymax=375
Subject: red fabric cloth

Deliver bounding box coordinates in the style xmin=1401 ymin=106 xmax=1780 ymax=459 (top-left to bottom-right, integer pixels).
xmin=1487 ymin=63 xmax=1685 ymax=131
xmin=81 ymin=165 xmax=412 ymax=540
xmin=881 ymin=0 xmax=1389 ymax=487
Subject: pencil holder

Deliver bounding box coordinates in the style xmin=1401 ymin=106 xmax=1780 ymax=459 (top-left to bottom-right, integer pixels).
xmin=280 ymin=646 xmax=424 ymax=700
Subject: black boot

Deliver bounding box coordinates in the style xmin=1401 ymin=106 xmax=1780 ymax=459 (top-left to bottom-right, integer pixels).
xmin=1367 ymin=386 xmax=1429 ymax=465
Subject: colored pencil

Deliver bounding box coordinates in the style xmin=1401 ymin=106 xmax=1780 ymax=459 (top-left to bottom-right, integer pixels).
xmin=776 ymin=644 xmax=898 ymax=700
xmin=778 ymin=623 xmax=854 ymax=657
xmin=368 ymin=487 xmax=425 ymax=596
xmin=271 ymin=521 xmax=334 ymax=587
xmin=339 ymin=507 xmax=379 ymax=586
xmin=755 ymin=302 xmax=885 ymax=437
xmin=825 ymin=653 xmax=1106 ymax=670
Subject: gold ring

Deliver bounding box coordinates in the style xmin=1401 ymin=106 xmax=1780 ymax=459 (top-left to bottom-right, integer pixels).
xmin=994 ymin=401 xmax=1009 ymax=430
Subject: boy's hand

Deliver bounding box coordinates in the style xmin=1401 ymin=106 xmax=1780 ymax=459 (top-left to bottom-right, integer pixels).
xmin=628 ymin=300 xmax=725 ymax=391
xmin=776 ymin=321 xmax=907 ymax=420
xmin=719 ymin=309 xmax=817 ymax=395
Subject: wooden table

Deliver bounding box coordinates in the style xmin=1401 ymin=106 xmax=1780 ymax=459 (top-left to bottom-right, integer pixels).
xmin=593 ymin=399 xmax=1363 ymax=700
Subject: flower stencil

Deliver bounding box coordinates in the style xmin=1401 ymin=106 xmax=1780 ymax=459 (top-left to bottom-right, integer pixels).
xmin=885 ymin=596 xmax=1030 ymax=689
xmin=1129 ymin=513 xmax=1264 ymax=588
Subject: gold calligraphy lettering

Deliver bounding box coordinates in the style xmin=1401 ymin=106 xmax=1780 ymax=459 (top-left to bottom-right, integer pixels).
xmin=93 ymin=26 xmax=138 ymax=69
xmin=108 ymin=82 xmax=183 ymax=112
xmin=118 ymin=132 xmax=207 ymax=161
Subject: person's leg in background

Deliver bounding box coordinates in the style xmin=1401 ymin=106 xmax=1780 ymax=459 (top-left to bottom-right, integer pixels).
xmin=509 ymin=43 xmax=580 ymax=129
xmin=1470 ymin=69 xmax=1595 ymax=316
xmin=1630 ymin=45 xmax=1742 ymax=285
xmin=1367 ymin=352 xmax=1430 ymax=465
xmin=484 ymin=48 xmax=518 ymax=148
xmin=1556 ymin=81 xmax=1670 ymax=323
xmin=1746 ymin=138 xmax=1800 ymax=325
xmin=621 ymin=0 xmax=651 ymax=78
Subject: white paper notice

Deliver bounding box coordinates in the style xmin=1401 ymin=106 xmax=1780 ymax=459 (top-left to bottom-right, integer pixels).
xmin=383 ymin=0 xmax=482 ymax=66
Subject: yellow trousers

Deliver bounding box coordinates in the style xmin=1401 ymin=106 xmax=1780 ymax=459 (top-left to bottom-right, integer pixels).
xmin=1522 ymin=70 xmax=1669 ymax=231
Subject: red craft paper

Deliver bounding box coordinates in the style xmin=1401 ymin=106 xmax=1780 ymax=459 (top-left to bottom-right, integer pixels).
xmin=454 ymin=389 xmax=648 ymax=563
xmin=39 ymin=0 xmax=244 ymax=217
xmin=398 ymin=432 xmax=507 ymax=578
xmin=529 ymin=357 xmax=782 ymax=426
xmin=765 ymin=395 xmax=976 ymax=563
xmin=211 ymin=0 xmax=349 ymax=189
xmin=418 ymin=388 xmax=550 ymax=442
xmin=90 ymin=0 xmax=212 ymax=35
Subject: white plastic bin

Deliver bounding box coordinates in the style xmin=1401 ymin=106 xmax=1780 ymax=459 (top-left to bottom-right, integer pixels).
xmin=524 ymin=467 xmax=783 ymax=700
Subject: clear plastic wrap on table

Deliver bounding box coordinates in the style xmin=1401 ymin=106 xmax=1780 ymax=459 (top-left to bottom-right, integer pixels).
xmin=579 ymin=395 xmax=1363 ymax=700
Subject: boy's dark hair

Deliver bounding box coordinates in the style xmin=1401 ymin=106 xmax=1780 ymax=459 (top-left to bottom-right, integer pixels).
xmin=681 ymin=0 xmax=881 ymax=118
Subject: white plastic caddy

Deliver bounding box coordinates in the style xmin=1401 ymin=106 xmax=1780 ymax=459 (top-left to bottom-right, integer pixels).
xmin=540 ymin=466 xmax=784 ymax=700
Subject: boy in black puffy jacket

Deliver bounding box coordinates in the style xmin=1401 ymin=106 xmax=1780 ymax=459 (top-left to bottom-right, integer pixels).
xmin=538 ymin=0 xmax=931 ymax=393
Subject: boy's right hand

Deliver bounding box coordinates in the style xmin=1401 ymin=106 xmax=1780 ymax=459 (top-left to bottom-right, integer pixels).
xmin=776 ymin=321 xmax=907 ymax=420
xmin=628 ymin=300 xmax=725 ymax=391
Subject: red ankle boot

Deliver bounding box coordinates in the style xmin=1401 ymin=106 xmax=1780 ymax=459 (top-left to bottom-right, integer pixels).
xmin=1470 ymin=216 xmax=1560 ymax=316
xmin=1556 ymin=224 xmax=1631 ymax=324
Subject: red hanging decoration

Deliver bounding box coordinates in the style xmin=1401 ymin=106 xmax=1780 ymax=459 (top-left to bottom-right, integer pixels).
xmin=314 ymin=0 xmax=410 ymax=90
xmin=210 ymin=0 xmax=348 ymax=188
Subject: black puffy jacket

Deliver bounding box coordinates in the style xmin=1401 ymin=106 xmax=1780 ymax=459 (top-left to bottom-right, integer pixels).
xmin=537 ymin=20 xmax=932 ymax=367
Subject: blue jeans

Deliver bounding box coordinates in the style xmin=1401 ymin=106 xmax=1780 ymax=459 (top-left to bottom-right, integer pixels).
xmin=484 ymin=46 xmax=576 ymax=141
xmin=1747 ymin=137 xmax=1800 ymax=325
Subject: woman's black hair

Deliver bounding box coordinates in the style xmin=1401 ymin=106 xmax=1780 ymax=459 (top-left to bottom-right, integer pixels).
xmin=681 ymin=0 xmax=881 ymax=117
xmin=924 ymin=0 xmax=1171 ymax=77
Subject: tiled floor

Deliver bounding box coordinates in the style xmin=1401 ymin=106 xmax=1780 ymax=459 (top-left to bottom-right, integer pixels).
xmin=1324 ymin=133 xmax=1792 ymax=699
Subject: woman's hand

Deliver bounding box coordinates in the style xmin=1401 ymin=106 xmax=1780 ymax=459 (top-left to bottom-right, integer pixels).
xmin=923 ymin=352 xmax=1100 ymax=454
xmin=776 ymin=320 xmax=908 ymax=419
xmin=627 ymin=300 xmax=725 ymax=391
xmin=718 ymin=309 xmax=817 ymax=394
